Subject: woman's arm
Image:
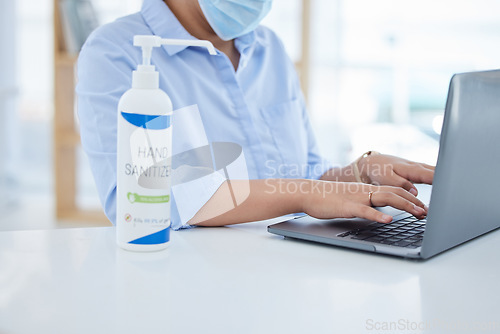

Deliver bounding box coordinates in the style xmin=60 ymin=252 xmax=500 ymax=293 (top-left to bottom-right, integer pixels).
xmin=320 ymin=165 xmax=358 ymax=182
xmin=189 ymin=178 xmax=427 ymax=227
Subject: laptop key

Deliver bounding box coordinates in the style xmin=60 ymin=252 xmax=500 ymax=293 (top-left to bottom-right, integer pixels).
xmin=393 ymin=240 xmax=412 ymax=247
xmin=385 ymin=237 xmax=400 ymax=242
xmin=405 ymin=237 xmax=420 ymax=243
xmin=386 ymin=225 xmax=403 ymax=230
xmin=351 ymin=232 xmax=378 ymax=240
xmin=401 ymin=217 xmax=419 ymax=222
xmin=364 ymin=236 xmax=385 ymax=243
xmin=367 ymin=223 xmax=386 ymax=229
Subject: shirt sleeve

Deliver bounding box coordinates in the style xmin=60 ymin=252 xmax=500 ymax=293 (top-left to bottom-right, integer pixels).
xmin=298 ymin=94 xmax=334 ymax=180
xmin=76 ymin=32 xmax=136 ymax=225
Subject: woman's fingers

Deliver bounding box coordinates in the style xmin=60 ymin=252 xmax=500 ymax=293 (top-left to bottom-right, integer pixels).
xmin=421 ymin=163 xmax=436 ymax=171
xmin=384 ymin=186 xmax=426 ymax=209
xmin=366 ymin=155 xmax=435 ymax=187
xmin=369 ymin=185 xmax=426 ymax=209
xmin=369 ymin=190 xmax=427 ymax=218
xmin=377 ymin=173 xmax=417 ymax=195
xmin=352 ymin=204 xmax=394 ymax=224
xmin=394 ymin=163 xmax=435 ymax=185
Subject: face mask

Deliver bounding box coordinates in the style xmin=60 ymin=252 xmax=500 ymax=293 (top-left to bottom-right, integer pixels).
xmin=198 ymin=0 xmax=273 ymax=41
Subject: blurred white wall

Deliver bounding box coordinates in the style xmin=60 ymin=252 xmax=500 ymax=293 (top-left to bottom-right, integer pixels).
xmin=0 ymin=1 xmax=19 ymax=205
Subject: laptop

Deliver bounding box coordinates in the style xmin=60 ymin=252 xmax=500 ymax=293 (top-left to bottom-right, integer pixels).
xmin=268 ymin=69 xmax=500 ymax=259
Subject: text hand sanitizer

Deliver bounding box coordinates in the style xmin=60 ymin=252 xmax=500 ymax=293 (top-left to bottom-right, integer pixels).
xmin=117 ymin=35 xmax=216 ymax=251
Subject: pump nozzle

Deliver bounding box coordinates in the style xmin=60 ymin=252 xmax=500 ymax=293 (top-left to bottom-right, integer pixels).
xmin=133 ymin=35 xmax=216 ymax=67
xmin=160 ymin=38 xmax=217 ymax=55
xmin=133 ymin=35 xmax=162 ymax=66
xmin=132 ymin=35 xmax=216 ymax=89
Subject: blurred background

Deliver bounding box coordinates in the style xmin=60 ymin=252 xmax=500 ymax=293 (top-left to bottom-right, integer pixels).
xmin=1 ymin=0 xmax=499 ymax=230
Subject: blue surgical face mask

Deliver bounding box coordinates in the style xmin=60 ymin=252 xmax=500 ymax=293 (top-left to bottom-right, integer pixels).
xmin=198 ymin=0 xmax=273 ymax=41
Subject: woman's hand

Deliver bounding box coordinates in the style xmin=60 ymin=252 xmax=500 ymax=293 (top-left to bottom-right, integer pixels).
xmin=301 ymin=181 xmax=427 ymax=224
xmin=190 ymin=179 xmax=427 ymax=227
xmin=357 ymin=153 xmax=435 ymax=196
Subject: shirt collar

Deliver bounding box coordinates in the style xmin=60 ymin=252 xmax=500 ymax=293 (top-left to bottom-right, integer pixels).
xmin=235 ymin=30 xmax=257 ymax=54
xmin=141 ymin=0 xmax=266 ymax=57
xmin=141 ymin=0 xmax=194 ymax=56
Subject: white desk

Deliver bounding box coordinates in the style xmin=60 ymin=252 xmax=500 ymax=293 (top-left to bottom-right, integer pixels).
xmin=1 ymin=194 xmax=500 ymax=333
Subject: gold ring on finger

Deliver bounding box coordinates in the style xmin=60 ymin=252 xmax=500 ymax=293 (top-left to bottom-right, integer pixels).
xmin=368 ymin=191 xmax=375 ymax=206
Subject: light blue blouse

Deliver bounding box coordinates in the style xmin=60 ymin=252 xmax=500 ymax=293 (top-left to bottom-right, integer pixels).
xmin=76 ymin=0 xmax=332 ymax=230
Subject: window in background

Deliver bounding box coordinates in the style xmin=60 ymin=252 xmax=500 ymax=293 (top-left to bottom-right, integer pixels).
xmin=266 ymin=0 xmax=500 ymax=166
xmin=0 ymin=1 xmax=19 ymax=208
xmin=307 ymin=0 xmax=500 ymax=165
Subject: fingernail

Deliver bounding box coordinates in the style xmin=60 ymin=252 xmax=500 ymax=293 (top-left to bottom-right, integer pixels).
xmin=410 ymin=188 xmax=418 ymax=196
xmin=414 ymin=205 xmax=425 ymax=213
xmin=382 ymin=214 xmax=393 ymax=223
xmin=424 ymin=205 xmax=429 ymax=211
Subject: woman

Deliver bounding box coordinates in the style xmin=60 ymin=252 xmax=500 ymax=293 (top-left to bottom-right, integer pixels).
xmin=77 ymin=0 xmax=434 ymax=230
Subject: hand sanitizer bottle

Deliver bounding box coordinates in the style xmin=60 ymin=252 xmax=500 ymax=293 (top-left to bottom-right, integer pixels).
xmin=116 ymin=35 xmax=216 ymax=251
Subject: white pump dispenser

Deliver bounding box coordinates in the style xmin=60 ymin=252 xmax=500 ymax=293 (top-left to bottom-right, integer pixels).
xmin=132 ymin=36 xmax=216 ymax=89
xmin=116 ymin=35 xmax=216 ymax=251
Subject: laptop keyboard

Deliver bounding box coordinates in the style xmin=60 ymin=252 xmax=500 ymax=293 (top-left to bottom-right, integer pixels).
xmin=338 ymin=216 xmax=426 ymax=248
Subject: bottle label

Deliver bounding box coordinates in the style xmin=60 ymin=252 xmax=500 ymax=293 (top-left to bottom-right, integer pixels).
xmin=117 ymin=111 xmax=172 ymax=245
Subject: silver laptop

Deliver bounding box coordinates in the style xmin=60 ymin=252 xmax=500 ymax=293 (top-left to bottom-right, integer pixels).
xmin=268 ymin=69 xmax=500 ymax=259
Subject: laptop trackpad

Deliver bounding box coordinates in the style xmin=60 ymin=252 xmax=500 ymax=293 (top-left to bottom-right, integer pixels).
xmin=284 ymin=216 xmax=374 ymax=235
xmin=273 ymin=207 xmax=409 ymax=237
